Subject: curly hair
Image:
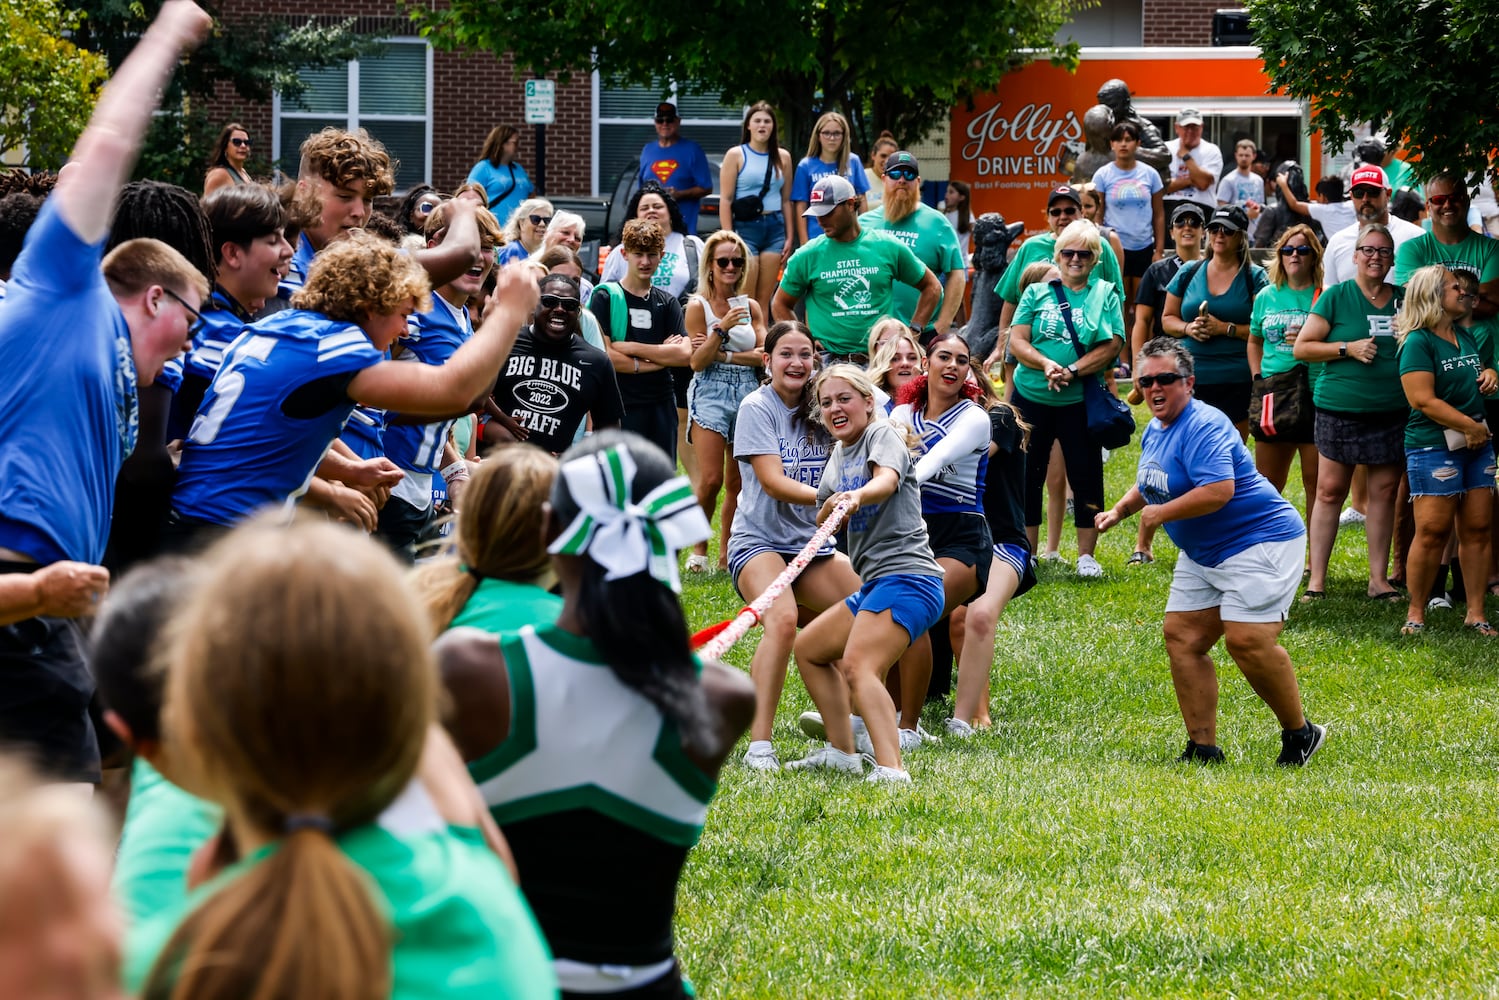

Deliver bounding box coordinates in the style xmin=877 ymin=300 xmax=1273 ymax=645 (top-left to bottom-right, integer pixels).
xmin=291 ymin=230 xmax=431 ymax=322
xmin=297 ymin=127 xmax=395 ymax=197
xmin=620 ymin=218 xmax=665 ymax=256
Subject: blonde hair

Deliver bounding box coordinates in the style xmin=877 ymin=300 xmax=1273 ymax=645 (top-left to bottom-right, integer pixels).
xmin=805 ymin=112 xmax=853 ymax=175
xmin=1393 ymin=264 xmax=1452 ymax=343
xmin=103 ymin=238 xmax=211 ymax=302
xmin=424 ymin=202 xmax=502 ymax=248
xmin=813 ymin=363 xmax=879 ymax=430
xmin=410 ymin=446 xmax=559 ymax=635
xmin=1018 ymin=260 xmax=1059 ymax=291
xmin=147 ymin=518 xmax=436 ymax=1000
xmin=1266 ymin=224 xmax=1324 ymax=288
xmin=291 ymin=230 xmax=432 ymax=322
xmin=1054 ymin=218 xmax=1103 ymax=258
xmin=865 ymin=316 xmax=911 ymax=358
xmin=701 ymin=230 xmax=750 ymax=297
xmin=866 ymin=326 xmax=923 ymax=394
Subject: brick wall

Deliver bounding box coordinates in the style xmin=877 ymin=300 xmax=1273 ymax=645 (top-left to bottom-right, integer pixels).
xmin=1141 ymin=0 xmax=1223 ymax=46
xmin=210 ymin=0 xmax=594 ymax=195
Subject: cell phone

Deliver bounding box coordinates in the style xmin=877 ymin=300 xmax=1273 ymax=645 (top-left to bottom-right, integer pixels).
xmin=1197 ymin=302 xmax=1209 ymax=320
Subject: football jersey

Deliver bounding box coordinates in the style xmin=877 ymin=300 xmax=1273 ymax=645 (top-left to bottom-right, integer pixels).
xmin=165 ymin=286 xmax=252 ymax=441
xmin=385 ymin=295 xmax=471 ymax=475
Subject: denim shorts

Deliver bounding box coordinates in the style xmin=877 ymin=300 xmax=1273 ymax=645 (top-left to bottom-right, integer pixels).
xmin=844 ymin=573 xmax=946 ymax=643
xmin=688 ymin=364 xmax=762 ymax=439
xmin=737 ymin=211 xmax=786 ymax=255
xmin=1407 ymin=445 xmax=1498 ymax=497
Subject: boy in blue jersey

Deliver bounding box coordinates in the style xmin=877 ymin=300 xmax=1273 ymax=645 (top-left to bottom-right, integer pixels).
xmin=380 ymin=201 xmax=504 ymax=558
xmin=0 ymin=0 xmax=213 ymax=784
xmin=278 ymin=128 xmax=394 ymax=298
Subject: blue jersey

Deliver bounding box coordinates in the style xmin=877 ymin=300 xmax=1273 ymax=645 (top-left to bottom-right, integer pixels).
xmin=277 ymin=232 xmax=317 ymax=299
xmin=165 ymin=286 xmax=252 ymax=441
xmin=338 ymin=402 xmax=389 ymax=460
xmin=385 ymin=296 xmax=472 ymax=475
xmin=0 ymin=199 xmax=137 ymax=564
xmin=171 ymin=310 xmax=384 ymax=526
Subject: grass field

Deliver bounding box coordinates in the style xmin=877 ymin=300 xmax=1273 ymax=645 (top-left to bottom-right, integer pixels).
xmin=670 ymin=425 xmax=1499 ymax=998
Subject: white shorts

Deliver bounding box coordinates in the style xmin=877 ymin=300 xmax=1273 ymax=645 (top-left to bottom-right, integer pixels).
xmin=1165 ymin=536 xmax=1306 ymax=624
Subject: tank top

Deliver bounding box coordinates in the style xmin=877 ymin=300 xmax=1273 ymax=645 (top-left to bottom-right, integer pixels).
xmin=691 ymin=295 xmax=760 ymax=388
xmin=734 ymin=145 xmax=782 ymax=214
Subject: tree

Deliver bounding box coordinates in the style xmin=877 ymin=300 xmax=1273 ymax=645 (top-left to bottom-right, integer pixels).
xmin=0 ymin=0 xmax=108 ymax=170
xmin=1247 ymin=0 xmax=1499 ymax=184
xmin=403 ymin=0 xmax=1080 ymax=153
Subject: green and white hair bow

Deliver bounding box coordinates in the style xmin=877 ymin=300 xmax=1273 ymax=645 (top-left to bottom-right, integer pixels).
xmin=548 ymin=445 xmax=710 ymax=592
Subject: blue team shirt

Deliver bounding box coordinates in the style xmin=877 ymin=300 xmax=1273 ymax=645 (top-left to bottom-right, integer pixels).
xmin=638 ymin=139 xmax=714 ymax=234
xmin=0 ymin=199 xmax=138 ymax=564
xmin=171 ymin=310 xmax=385 ymax=526
xmin=338 ymin=401 xmax=389 ymax=460
xmin=385 ymin=296 xmax=472 ymax=474
xmin=164 ymin=286 xmax=252 ymax=440
xmin=277 ymin=232 xmax=317 ymax=299
xmin=1136 ymin=398 xmax=1304 ymax=567
xmin=791 ymin=155 xmax=870 ymax=240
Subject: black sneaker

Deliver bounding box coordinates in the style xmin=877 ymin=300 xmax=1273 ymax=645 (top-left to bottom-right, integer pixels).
xmin=1277 ymin=722 xmax=1326 ymax=767
xmin=1177 ymin=740 xmax=1225 ymax=764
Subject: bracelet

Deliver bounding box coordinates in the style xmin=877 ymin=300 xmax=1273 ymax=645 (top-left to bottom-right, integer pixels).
xmin=633 ymin=357 xmax=640 ymax=373
xmin=440 ymin=460 xmax=469 ymax=485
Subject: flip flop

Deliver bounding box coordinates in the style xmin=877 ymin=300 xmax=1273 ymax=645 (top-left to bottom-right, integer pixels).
xmin=1369 ymin=590 xmax=1404 ymax=603
xmin=1299 ymin=590 xmax=1325 ymax=603
xmin=1400 ymin=620 xmax=1424 ymax=636
xmin=1126 ymin=551 xmax=1153 ymax=566
xmin=1468 ymin=621 xmax=1499 ymax=638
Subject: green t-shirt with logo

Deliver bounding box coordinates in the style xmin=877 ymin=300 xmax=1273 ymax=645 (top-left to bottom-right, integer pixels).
xmin=1010 ymin=278 xmax=1124 ymax=406
xmin=779 ymin=229 xmax=928 ymax=354
xmin=1250 ymin=282 xmax=1317 ymax=380
xmin=451 ymin=577 xmax=562 ymax=635
xmin=1393 ymin=229 xmax=1499 ymax=286
xmin=1308 ymin=280 xmax=1406 ymax=414
xmin=857 ymin=203 xmax=964 ymax=324
xmin=994 ymin=232 xmax=1124 ymax=304
xmin=1398 ymin=326 xmax=1491 ymax=449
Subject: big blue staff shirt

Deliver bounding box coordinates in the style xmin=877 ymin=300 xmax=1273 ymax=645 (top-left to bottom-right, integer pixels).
xmin=1136 ymin=398 xmax=1304 ymax=567
xmin=171 ymin=310 xmax=385 ymax=526
xmin=0 ymin=199 xmax=138 ymax=564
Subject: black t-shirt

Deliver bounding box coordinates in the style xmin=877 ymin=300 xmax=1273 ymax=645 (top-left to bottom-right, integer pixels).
xmin=1136 ymin=256 xmax=1187 ymax=339
xmin=588 ymin=283 xmax=685 ymax=408
xmin=983 ymin=405 xmax=1029 ymax=550
xmin=494 ymin=326 xmax=625 ymax=454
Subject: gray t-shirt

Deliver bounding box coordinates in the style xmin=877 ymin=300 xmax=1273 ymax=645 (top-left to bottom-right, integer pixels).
xmin=728 ymin=385 xmax=834 ymax=559
xmin=816 ymin=419 xmax=942 ymax=581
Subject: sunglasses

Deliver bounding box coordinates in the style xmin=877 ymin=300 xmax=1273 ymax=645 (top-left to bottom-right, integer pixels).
xmin=715 ymin=256 xmax=746 ymax=269
xmin=654 ymin=115 xmax=678 ymax=124
xmin=1428 ymin=193 xmax=1468 ymax=208
xmin=1048 ymin=205 xmax=1078 ymax=217
xmin=528 ymin=214 xmax=552 ymax=228
xmin=229 ymin=137 xmax=251 ymax=148
xmin=417 ymin=201 xmax=441 ymax=214
xmin=161 ymin=286 xmax=203 ymax=333
xmin=1279 ymin=245 xmax=1315 ymax=257
xmin=539 ymin=294 xmax=581 ymax=313
xmin=1356 ymin=245 xmax=1394 ymax=259
xmin=1350 ymin=186 xmax=1383 ymax=198
xmin=1206 ymin=224 xmax=1238 ymax=236
xmin=1173 ymin=217 xmax=1203 ymax=228
xmin=885 ymin=167 xmax=918 ymax=182
xmin=1058 ymin=248 xmax=1094 ymax=261
xmin=1136 ymin=372 xmax=1185 ymax=388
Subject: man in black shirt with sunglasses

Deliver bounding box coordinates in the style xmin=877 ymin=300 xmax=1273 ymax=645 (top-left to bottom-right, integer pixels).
xmin=495 ymin=273 xmax=624 ymax=455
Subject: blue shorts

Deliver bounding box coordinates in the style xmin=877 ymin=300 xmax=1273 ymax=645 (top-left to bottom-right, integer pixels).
xmin=1407 ymin=445 xmax=1497 ymax=497
xmin=737 ymin=211 xmax=786 ymax=255
xmin=844 ymin=573 xmax=946 ymax=643
xmin=688 ymin=364 xmax=761 ymax=439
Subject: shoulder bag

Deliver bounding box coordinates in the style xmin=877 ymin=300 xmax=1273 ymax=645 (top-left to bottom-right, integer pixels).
xmin=730 ymin=145 xmax=775 ymax=222
xmin=1050 ymin=280 xmax=1134 ymax=449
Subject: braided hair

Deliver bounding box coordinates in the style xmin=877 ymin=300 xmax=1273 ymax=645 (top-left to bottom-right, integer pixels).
xmin=108 ymin=180 xmax=215 ymax=283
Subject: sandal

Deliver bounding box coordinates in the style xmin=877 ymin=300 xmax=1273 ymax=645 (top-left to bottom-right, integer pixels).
xmin=1400 ymin=621 xmax=1424 ymax=636
xmin=685 ymin=554 xmax=710 ymax=573
xmin=1368 ymin=590 xmax=1404 ymax=603
xmin=1468 ymin=620 xmax=1499 ymax=638
xmin=1126 ymin=551 xmax=1154 ymax=566
xmin=1299 ymin=590 xmax=1325 ymax=603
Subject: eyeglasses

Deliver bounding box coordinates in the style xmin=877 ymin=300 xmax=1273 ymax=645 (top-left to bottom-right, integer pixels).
xmin=1350 ymin=186 xmax=1383 ymax=199
xmin=1458 ymin=290 xmax=1480 ymax=301
xmin=885 ymin=167 xmax=918 ymax=182
xmin=1279 ymin=245 xmax=1316 ymax=257
xmin=818 ymin=129 xmax=845 ymax=138
xmin=229 ymin=137 xmax=251 ymax=148
xmin=1048 ymin=205 xmax=1078 ymax=217
xmin=654 ymin=115 xmax=678 ymax=124
xmin=161 ymin=286 xmax=203 ymax=333
xmin=1136 ymin=372 xmax=1185 ymax=388
xmin=714 ymin=256 xmax=746 ymax=269
xmin=538 ymin=294 xmax=581 ymax=313
xmin=1428 ymin=193 xmax=1468 ymax=208
xmin=528 ymin=214 xmax=552 ymax=228
xmin=1355 ymin=245 xmax=1394 ymax=259
xmin=1058 ymin=249 xmax=1095 ymax=261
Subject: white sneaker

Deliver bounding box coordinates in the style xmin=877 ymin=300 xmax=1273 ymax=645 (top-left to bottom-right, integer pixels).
xmin=944 ymin=718 xmax=976 ymax=738
xmin=798 ymin=711 xmax=866 ymax=742
xmin=853 ymin=728 xmax=875 ymax=756
xmin=1039 ymin=551 xmax=1065 ymax=564
xmin=866 ymin=765 xmax=912 ymax=784
xmin=1339 ymin=507 xmax=1367 ymax=527
xmin=785 ymin=744 xmax=865 ymax=774
xmin=898 ymin=728 xmax=924 ymax=751
xmin=1428 ymin=593 xmax=1453 ymax=611
xmin=1076 ymin=554 xmax=1103 ymax=578
xmin=741 ymin=743 xmax=780 ymax=771
xmin=685 ymin=553 xmax=710 ymax=573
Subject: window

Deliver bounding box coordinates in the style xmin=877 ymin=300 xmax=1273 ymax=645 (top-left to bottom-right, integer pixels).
xmin=593 ymin=78 xmax=744 ymax=196
xmin=273 ymin=39 xmax=432 ymax=191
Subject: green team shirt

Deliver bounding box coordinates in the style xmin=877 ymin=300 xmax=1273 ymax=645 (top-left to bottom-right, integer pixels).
xmin=779 ymin=229 xmax=928 ymax=354
xmin=994 ymin=233 xmax=1124 ymax=304
xmin=1308 ymin=280 xmax=1406 ymax=414
xmin=1010 ymin=279 xmax=1124 ymax=406
xmin=857 ymin=203 xmax=964 ymax=323
xmin=123 ymin=824 xmax=558 ymax=999
xmin=1398 ymin=326 xmax=1492 ymax=449
xmin=1393 ymin=229 xmax=1499 ymax=286
xmin=451 ymin=577 xmax=563 ymax=635
xmin=1250 ymin=283 xmax=1317 ymax=379
xmin=111 ymin=758 xmax=222 ymax=926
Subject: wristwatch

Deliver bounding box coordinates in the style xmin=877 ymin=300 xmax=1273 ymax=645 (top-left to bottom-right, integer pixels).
xmin=1338 ymin=343 xmax=1348 ymax=358
xmin=1226 ymin=323 xmax=1238 ymax=339
xmin=1066 ymin=363 xmax=1079 ymax=377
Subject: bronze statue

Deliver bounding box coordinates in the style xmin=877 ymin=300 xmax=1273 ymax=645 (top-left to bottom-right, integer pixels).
xmin=1095 ymin=79 xmax=1170 ymax=178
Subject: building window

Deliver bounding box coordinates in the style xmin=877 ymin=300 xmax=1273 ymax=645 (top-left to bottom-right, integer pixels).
xmin=273 ymin=38 xmax=432 ymax=191
xmin=594 ymin=79 xmax=744 ymax=196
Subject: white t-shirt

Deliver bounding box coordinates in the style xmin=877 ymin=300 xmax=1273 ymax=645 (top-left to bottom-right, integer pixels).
xmin=1166 ymin=138 xmax=1222 ymax=209
xmin=1305 ymin=201 xmax=1357 ymax=237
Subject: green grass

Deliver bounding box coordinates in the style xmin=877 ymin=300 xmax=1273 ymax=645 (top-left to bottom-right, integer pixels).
xmin=670 ymin=426 xmax=1499 ymax=998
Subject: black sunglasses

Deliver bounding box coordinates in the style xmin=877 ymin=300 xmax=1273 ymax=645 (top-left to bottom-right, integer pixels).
xmin=654 ymin=115 xmax=678 ymax=124
xmin=539 ymin=294 xmax=580 ymax=313
xmin=1048 ymin=205 xmax=1078 ymax=217
xmin=528 ymin=214 xmax=552 ymax=228
xmin=715 ymin=256 xmax=746 ymax=269
xmin=1136 ymin=372 xmax=1185 ymax=388
xmin=1279 ymin=245 xmax=1315 ymax=257
xmin=229 ymin=137 xmax=251 ymax=147
xmin=1059 ymin=249 xmax=1094 ymax=261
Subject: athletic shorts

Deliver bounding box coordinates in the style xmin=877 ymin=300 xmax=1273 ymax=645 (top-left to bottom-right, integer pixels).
xmin=1315 ymin=408 xmax=1405 ymax=467
xmin=1165 ymin=536 xmax=1305 ymax=623
xmin=1193 ymin=379 xmax=1252 ymax=427
xmin=992 ymin=541 xmax=1038 ymax=599
xmin=844 ymin=573 xmax=946 ymax=643
xmin=1122 ymin=247 xmax=1154 ymax=278
xmin=924 ymin=511 xmax=992 ymax=603
xmin=1407 ymin=445 xmax=1497 ymax=497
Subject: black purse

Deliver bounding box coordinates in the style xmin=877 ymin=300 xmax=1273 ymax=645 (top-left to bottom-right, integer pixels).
xmin=730 ymin=144 xmax=775 ymax=222
xmin=1051 ymin=280 xmax=1135 ymax=449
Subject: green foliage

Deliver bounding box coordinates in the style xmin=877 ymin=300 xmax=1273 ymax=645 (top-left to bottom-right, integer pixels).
xmin=1248 ymin=0 xmax=1499 ymax=183
xmin=405 ymin=0 xmax=1082 ymax=154
xmin=0 ymin=0 xmax=109 ymax=170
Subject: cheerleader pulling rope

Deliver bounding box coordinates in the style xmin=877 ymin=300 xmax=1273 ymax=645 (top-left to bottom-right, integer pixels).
xmin=691 ymin=497 xmax=855 ymax=660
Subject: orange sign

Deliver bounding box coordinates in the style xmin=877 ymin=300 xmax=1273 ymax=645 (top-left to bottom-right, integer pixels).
xmin=951 ymin=51 xmax=1295 ymax=233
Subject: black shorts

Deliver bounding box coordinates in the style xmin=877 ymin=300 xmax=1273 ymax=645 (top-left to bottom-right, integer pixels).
xmin=1315 ymin=408 xmax=1406 ymax=467
xmin=0 ymin=567 xmax=99 ymax=783
xmin=924 ymin=512 xmax=992 ymax=604
xmin=1122 ymin=247 xmax=1155 ymax=278
xmin=376 ymin=495 xmax=433 ymax=564
xmin=1194 ymin=379 xmax=1252 ymax=426
xmin=670 ymin=367 xmax=690 ymax=410
xmin=621 ymin=400 xmax=679 ymax=464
